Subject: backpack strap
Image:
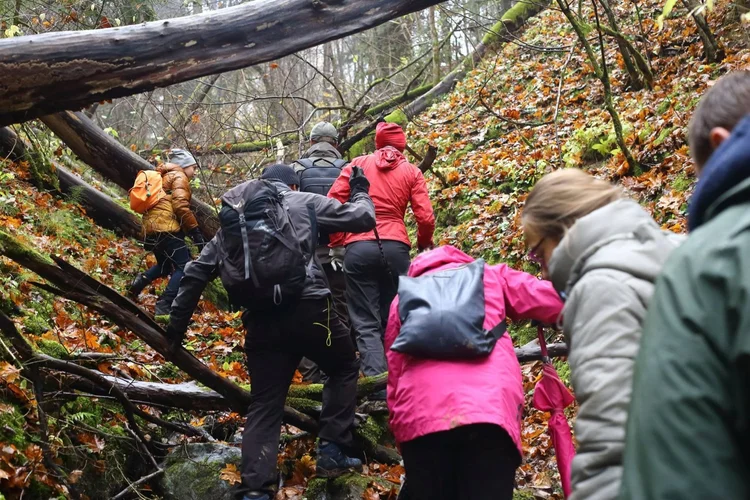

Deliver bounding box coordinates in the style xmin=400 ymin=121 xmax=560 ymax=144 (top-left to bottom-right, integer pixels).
xmin=307 ymin=202 xmax=318 ymax=254
xmin=487 ymin=318 xmax=508 ymax=340
xmin=298 ymin=157 xmax=347 ymax=170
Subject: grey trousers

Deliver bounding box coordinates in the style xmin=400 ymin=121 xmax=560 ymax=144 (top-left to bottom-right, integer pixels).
xmin=344 ymin=240 xmax=410 ymax=376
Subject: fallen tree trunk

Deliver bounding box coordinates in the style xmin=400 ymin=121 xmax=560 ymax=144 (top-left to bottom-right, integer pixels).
xmin=0 ymin=229 xmax=315 ymax=432
xmin=41 ymin=111 xmax=220 ymax=238
xmin=0 ymin=0 xmax=447 ymax=126
xmin=0 ymin=127 xmax=142 ymax=238
xmin=193 ymin=134 xmax=298 ymax=157
xmin=54 ymin=344 xmax=568 ymax=411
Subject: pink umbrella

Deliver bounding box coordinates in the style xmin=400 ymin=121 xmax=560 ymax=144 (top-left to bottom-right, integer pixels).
xmin=532 ymin=324 xmax=576 ymax=498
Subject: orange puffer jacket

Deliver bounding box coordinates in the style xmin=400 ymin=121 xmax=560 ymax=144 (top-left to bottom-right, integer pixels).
xmin=142 ymin=164 xmax=199 ymax=235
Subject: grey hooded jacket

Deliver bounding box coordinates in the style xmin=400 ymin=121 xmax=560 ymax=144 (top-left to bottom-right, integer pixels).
xmin=547 ymin=199 xmax=683 ymax=500
xmin=168 ymin=180 xmax=375 ymax=335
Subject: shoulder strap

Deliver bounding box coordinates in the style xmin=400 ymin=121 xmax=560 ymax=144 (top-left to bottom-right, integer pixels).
xmin=297 ymin=158 xmax=315 ymax=170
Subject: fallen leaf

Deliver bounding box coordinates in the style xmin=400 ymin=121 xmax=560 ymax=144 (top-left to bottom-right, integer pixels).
xmin=220 ymin=463 xmax=241 ymax=485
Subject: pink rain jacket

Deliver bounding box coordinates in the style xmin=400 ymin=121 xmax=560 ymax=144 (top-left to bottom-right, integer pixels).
xmin=385 ymin=246 xmax=564 ymax=456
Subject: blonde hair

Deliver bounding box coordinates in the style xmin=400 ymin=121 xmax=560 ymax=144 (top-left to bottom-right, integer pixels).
xmin=522 ymin=169 xmax=624 ymax=241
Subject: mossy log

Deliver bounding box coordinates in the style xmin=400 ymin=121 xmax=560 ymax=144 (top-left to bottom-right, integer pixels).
xmin=0 ymin=0 xmax=447 ymax=126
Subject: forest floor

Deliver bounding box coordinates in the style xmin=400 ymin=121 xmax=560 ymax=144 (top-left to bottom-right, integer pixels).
xmin=1 ymin=0 xmax=749 ymax=498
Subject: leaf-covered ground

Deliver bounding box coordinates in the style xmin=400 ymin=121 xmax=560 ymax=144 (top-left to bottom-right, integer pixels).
xmin=1 ymin=1 xmax=748 ymax=498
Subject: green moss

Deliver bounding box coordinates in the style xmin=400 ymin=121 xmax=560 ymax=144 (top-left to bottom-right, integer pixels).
xmin=509 ymin=321 xmax=538 ymax=346
xmin=35 ymin=339 xmax=70 ymax=359
xmin=384 ymin=109 xmax=408 ymax=128
xmin=513 ymin=490 xmax=536 ymax=500
xmin=27 ymin=147 xmax=60 ymax=192
xmin=553 ymin=359 xmax=571 ymax=386
xmin=0 ymin=404 xmax=28 ymax=449
xmin=354 ymin=415 xmax=387 ymax=450
xmin=672 ymin=172 xmax=694 ymax=193
xmin=305 ymin=477 xmax=328 ymax=498
xmin=203 ymin=280 xmax=232 ymax=311
xmin=356 ymin=372 xmax=388 ymax=397
xmin=288 ymin=383 xmax=324 ymax=401
xmin=0 ymin=230 xmax=53 ymax=266
xmin=366 ymin=84 xmax=434 ymax=116
xmin=285 ymin=397 xmax=322 ymax=414
xmin=157 ymin=362 xmax=181 ymax=379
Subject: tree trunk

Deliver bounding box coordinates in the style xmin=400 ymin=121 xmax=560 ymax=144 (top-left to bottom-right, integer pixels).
xmin=0 ymin=0 xmax=447 ymax=126
xmin=0 ymin=127 xmax=142 ymax=238
xmin=681 ymin=0 xmax=725 ymax=62
xmin=55 ymin=342 xmax=567 ymax=412
xmin=429 ymin=7 xmax=441 ymax=84
xmin=41 ymin=111 xmax=220 ymax=238
xmin=0 ymin=229 xmax=317 ymax=431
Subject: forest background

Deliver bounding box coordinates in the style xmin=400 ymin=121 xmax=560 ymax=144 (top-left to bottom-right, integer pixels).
xmin=0 ymin=0 xmax=746 ymax=498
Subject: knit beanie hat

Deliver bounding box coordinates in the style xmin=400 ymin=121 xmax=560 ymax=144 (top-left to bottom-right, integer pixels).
xmin=261 ymin=163 xmax=300 ymax=187
xmin=375 ymin=122 xmax=407 ymax=152
xmin=310 ymin=122 xmax=338 ymax=143
xmin=167 ymin=148 xmax=197 ymax=169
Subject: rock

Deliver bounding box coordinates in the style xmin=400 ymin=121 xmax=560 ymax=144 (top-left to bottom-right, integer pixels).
xmin=306 ymin=473 xmax=398 ymax=500
xmin=161 ymin=442 xmax=242 ymax=500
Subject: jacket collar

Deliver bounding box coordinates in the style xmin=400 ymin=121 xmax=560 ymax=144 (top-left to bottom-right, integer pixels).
xmin=301 ymin=142 xmax=342 ymax=160
xmin=689 ymin=114 xmax=750 ymax=230
xmin=547 ymin=199 xmax=657 ymax=292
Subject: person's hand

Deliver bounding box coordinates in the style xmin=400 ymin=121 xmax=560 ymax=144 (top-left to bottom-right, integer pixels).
xmin=417 ymin=243 xmax=434 ymax=253
xmin=329 ymin=246 xmax=345 ymax=272
xmin=164 ymin=324 xmax=184 ymax=353
xmin=188 ymin=228 xmax=206 ymax=251
xmin=349 ymin=166 xmax=370 ymax=197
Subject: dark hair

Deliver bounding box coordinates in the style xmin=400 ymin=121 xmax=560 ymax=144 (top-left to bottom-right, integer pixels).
xmin=689 ymin=71 xmax=750 ymax=168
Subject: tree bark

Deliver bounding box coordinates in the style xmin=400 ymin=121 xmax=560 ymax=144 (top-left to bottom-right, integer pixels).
xmin=681 ymin=0 xmax=725 ymax=62
xmin=0 ymin=0 xmax=447 ymax=126
xmin=41 ymin=111 xmax=220 ymax=238
xmin=0 ymin=126 xmax=142 ymax=238
xmin=0 ymin=230 xmax=316 ymax=432
xmin=53 ymin=343 xmax=567 ymax=412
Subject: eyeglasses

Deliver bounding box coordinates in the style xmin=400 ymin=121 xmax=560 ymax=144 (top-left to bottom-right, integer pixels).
xmin=527 ymin=238 xmax=546 ymax=265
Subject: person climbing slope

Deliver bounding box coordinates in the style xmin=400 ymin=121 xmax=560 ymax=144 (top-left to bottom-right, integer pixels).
xmin=328 ymin=122 xmax=435 ymax=386
xmin=127 ymin=148 xmax=205 ymax=316
xmin=292 ymin=121 xmax=350 ymax=383
xmin=165 ymin=164 xmax=375 ymax=500
xmin=521 ymin=168 xmax=682 ymax=500
xmin=385 ymin=245 xmax=563 ymax=500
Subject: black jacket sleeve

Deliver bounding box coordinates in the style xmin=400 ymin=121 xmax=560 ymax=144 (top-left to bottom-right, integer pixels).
xmin=168 ymin=236 xmax=220 ymax=335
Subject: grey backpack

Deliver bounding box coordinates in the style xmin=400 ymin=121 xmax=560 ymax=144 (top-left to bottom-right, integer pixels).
xmin=391 ymin=259 xmax=506 ymax=359
xmin=216 ymin=180 xmax=315 ymax=310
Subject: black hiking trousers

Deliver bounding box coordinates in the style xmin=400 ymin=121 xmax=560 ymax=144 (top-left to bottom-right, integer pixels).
xmin=240 ymin=298 xmax=360 ymax=494
xmin=298 ymin=260 xmax=351 ymax=383
xmin=400 ymin=423 xmax=519 ymax=500
xmin=344 ymin=240 xmax=410 ymax=376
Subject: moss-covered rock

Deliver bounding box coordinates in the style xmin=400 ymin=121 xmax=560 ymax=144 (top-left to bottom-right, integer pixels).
xmin=306 ymin=472 xmax=396 ymax=500
xmin=162 ymin=442 xmax=242 ymax=500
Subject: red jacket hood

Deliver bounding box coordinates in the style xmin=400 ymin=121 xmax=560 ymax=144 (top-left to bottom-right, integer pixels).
xmin=408 ymin=245 xmax=474 ymax=277
xmin=374 ymin=146 xmax=406 ymax=171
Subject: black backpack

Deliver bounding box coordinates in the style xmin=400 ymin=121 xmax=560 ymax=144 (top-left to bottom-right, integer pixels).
xmin=390 ymin=259 xmax=506 ymax=359
xmin=216 ymin=179 xmax=314 ymax=310
xmin=297 ymin=157 xmax=346 ymax=245
xmin=297 ymin=157 xmax=347 ymax=196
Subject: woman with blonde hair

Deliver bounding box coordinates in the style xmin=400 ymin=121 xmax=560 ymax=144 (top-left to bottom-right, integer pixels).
xmin=521 ymin=168 xmax=682 ymax=500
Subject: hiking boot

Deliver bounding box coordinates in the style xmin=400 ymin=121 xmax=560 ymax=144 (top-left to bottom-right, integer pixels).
xmin=316 ymin=441 xmax=363 ymax=478
xmin=127 ymin=273 xmax=149 ymax=300
xmin=154 ymin=300 xmax=172 ymax=317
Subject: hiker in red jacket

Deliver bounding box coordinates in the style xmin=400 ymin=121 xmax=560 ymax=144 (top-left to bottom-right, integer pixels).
xmin=328 ymin=122 xmax=435 ymax=389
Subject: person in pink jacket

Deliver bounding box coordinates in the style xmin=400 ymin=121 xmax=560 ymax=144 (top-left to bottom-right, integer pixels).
xmin=385 ymin=245 xmax=563 ymax=500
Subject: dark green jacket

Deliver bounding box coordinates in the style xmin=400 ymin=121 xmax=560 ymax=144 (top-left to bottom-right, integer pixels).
xmin=621 ymin=139 xmax=750 ymax=497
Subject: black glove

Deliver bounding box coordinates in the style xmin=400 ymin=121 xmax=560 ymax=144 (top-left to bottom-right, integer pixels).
xmin=164 ymin=323 xmax=184 ymax=351
xmin=349 ymin=166 xmax=370 ymax=197
xmin=188 ymin=228 xmax=206 ymax=251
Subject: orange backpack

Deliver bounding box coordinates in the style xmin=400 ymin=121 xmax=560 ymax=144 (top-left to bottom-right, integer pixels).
xmin=129 ymin=170 xmax=166 ymax=214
